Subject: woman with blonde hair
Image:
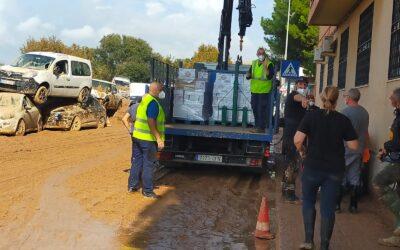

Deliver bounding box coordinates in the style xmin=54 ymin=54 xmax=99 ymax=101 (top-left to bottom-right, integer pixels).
xmin=294 ymin=86 xmax=359 ymax=250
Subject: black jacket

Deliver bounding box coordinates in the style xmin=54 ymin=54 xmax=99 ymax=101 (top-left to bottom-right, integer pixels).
xmin=384 ymin=109 xmax=400 ymax=153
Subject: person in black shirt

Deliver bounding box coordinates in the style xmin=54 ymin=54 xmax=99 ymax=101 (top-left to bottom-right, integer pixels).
xmin=281 ymin=78 xmax=309 ymax=202
xmin=294 ymin=87 xmax=358 ymax=250
xmin=374 ymin=88 xmax=400 ymax=247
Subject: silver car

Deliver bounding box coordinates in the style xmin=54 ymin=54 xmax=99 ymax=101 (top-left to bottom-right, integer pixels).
xmin=0 ymin=93 xmax=43 ymax=136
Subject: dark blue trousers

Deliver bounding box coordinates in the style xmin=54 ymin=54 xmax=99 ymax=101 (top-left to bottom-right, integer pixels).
xmin=302 ymin=167 xmax=343 ymax=220
xmin=251 ymin=93 xmax=271 ymax=130
xmin=128 ymin=138 xmax=157 ymax=193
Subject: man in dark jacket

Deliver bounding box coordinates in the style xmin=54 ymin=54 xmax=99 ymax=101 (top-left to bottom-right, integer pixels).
xmin=282 ymin=78 xmax=309 ymax=202
xmin=375 ymin=87 xmax=400 ymax=247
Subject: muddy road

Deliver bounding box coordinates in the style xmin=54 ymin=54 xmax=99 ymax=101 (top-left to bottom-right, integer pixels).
xmin=0 ymin=114 xmax=276 ymax=249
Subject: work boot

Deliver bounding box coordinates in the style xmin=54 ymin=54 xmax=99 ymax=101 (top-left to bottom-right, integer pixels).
xmin=320 ymin=217 xmax=335 ymax=250
xmin=336 ymin=186 xmax=344 ymax=213
xmin=378 ymin=236 xmax=400 ymax=247
xmin=349 ymin=185 xmax=358 ymax=213
xmin=300 ymin=209 xmax=316 ymax=249
xmin=394 ymin=227 xmax=400 ymax=237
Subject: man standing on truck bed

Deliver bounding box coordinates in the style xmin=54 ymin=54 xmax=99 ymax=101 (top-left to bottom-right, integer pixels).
xmin=246 ymin=47 xmax=275 ymax=133
xmin=128 ymin=82 xmax=166 ymax=199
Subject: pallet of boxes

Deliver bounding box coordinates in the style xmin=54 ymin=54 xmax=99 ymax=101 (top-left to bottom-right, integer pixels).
xmin=172 ymin=68 xmax=255 ymax=126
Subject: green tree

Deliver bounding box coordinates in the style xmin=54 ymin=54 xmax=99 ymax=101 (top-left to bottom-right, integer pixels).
xmin=93 ymin=34 xmax=153 ymax=82
xmin=261 ymin=0 xmax=318 ymax=76
xmin=21 ymin=36 xmax=94 ymax=60
xmin=184 ymin=44 xmax=220 ymax=68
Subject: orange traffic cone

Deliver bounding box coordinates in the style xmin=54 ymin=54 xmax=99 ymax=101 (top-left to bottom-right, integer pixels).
xmin=254 ymin=196 xmax=275 ymax=240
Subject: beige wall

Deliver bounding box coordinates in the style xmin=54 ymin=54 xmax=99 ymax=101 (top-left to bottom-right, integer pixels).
xmin=315 ymin=0 xmax=400 ymax=178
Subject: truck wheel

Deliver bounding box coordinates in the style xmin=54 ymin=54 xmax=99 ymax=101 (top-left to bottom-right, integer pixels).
xmin=98 ymin=116 xmax=106 ymax=128
xmin=15 ymin=119 xmax=26 ymax=136
xmin=37 ymin=116 xmax=43 ymax=132
xmin=34 ymin=86 xmax=49 ymax=105
xmin=70 ymin=117 xmax=82 ymax=131
xmin=78 ymin=87 xmax=90 ymax=103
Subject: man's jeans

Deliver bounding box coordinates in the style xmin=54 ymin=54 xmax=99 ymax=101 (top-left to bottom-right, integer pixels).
xmin=374 ymin=162 xmax=400 ymax=228
xmin=302 ymin=167 xmax=343 ymax=220
xmin=128 ymin=138 xmax=157 ymax=193
xmin=251 ymin=93 xmax=271 ymax=130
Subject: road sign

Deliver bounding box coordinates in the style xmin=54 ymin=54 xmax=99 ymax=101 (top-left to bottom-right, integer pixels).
xmin=281 ymin=60 xmax=300 ymax=78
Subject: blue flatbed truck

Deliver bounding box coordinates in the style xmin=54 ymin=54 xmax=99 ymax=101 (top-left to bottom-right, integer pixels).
xmin=151 ymin=58 xmax=280 ymax=173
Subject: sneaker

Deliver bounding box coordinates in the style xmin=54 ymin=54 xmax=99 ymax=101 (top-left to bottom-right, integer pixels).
xmin=299 ymin=242 xmax=314 ymax=249
xmin=128 ymin=187 xmax=139 ymax=193
xmin=142 ymin=191 xmax=159 ymax=199
xmin=378 ymin=236 xmax=400 ymax=247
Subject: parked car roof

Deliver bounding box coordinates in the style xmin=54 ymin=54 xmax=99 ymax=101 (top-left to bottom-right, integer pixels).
xmin=26 ymin=52 xmax=91 ymax=64
xmin=93 ymin=79 xmax=116 ymax=86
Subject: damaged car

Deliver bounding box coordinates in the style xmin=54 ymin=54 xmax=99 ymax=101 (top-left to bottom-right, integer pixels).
xmin=44 ymin=96 xmax=107 ymax=131
xmin=91 ymin=79 xmax=123 ymax=115
xmin=0 ymin=52 xmax=92 ymax=105
xmin=0 ymin=93 xmax=43 ymax=136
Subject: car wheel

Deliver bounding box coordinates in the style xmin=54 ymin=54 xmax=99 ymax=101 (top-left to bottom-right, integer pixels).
xmin=78 ymin=87 xmax=90 ymax=103
xmin=15 ymin=119 xmax=26 ymax=136
xmin=98 ymin=116 xmax=106 ymax=128
xmin=34 ymin=86 xmax=49 ymax=105
xmin=70 ymin=116 xmax=82 ymax=131
xmin=37 ymin=116 xmax=43 ymax=132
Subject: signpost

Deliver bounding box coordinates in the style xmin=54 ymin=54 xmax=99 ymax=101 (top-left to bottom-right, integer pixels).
xmin=281 ymin=60 xmax=300 ymax=95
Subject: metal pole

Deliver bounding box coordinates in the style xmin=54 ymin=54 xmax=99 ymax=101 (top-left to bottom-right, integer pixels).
xmin=284 ymin=0 xmax=291 ymax=60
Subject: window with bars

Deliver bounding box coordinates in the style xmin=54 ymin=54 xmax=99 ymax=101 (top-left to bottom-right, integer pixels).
xmin=389 ymin=0 xmax=400 ymax=80
xmin=355 ymin=3 xmax=374 ymax=86
xmin=338 ymin=28 xmax=349 ymax=89
xmin=319 ymin=64 xmax=325 ymax=93
xmin=327 ymin=57 xmax=334 ymax=86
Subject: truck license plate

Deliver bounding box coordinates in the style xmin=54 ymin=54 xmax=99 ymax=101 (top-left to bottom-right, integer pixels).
xmin=0 ymin=79 xmax=15 ymax=85
xmin=196 ymin=155 xmax=223 ymax=163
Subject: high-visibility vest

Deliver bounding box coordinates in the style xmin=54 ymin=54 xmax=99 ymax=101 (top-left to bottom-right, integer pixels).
xmin=250 ymin=60 xmax=274 ymax=94
xmin=133 ymin=94 xmax=165 ymax=141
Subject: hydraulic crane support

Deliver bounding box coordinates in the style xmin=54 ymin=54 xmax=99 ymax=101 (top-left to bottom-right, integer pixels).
xmin=217 ymin=0 xmax=253 ymax=70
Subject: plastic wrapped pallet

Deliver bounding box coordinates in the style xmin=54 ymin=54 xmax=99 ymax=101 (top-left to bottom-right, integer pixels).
xmin=173 ymin=68 xmax=207 ymax=121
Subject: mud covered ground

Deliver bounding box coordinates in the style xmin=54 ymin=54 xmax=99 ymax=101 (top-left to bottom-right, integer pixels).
xmin=0 ymin=101 xmax=277 ymax=249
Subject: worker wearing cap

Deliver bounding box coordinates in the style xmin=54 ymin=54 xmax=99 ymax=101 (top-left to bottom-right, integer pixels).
xmin=128 ymin=82 xmax=166 ymax=199
xmin=246 ymin=47 xmax=275 ymax=133
xmin=282 ymin=78 xmax=309 ymax=202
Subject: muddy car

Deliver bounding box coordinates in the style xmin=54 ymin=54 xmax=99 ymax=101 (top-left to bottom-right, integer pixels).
xmin=0 ymin=93 xmax=43 ymax=136
xmin=0 ymin=52 xmax=92 ymax=105
xmin=44 ymin=96 xmax=106 ymax=131
xmin=91 ymin=79 xmax=123 ymax=115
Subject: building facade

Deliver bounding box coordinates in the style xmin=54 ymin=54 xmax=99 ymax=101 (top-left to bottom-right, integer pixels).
xmin=309 ymin=0 xmax=400 ymax=178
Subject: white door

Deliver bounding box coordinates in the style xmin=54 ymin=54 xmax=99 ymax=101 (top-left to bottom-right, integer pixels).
xmin=50 ymin=60 xmax=73 ymax=97
xmin=70 ymin=61 xmax=91 ymax=98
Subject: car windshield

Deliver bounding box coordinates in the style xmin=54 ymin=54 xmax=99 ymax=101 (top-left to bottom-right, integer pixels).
xmin=114 ymin=80 xmax=129 ymax=86
xmin=12 ymin=54 xmax=55 ymax=70
xmin=0 ymin=95 xmax=21 ymax=107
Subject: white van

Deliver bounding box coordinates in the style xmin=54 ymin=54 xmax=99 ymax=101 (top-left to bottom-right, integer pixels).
xmin=0 ymin=52 xmax=93 ymax=104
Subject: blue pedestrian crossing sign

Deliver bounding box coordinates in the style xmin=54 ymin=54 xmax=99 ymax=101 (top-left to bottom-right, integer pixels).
xmin=281 ymin=60 xmax=300 ymax=78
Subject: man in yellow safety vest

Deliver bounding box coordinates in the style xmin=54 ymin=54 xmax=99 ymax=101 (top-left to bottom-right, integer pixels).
xmin=128 ymin=82 xmax=166 ymax=199
xmin=246 ymin=47 xmax=275 ymax=133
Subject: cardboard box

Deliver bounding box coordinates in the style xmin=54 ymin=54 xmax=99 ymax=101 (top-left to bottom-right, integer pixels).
xmin=178 ymin=68 xmax=196 ymax=83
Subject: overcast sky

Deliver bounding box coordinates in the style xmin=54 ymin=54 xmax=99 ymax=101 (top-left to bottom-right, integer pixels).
xmin=0 ymin=0 xmax=273 ymax=65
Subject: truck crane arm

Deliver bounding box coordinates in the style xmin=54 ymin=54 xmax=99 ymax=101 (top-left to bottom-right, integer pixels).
xmin=217 ymin=0 xmax=253 ymax=70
